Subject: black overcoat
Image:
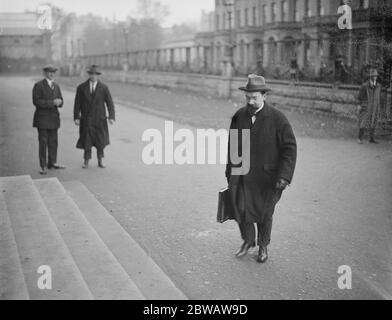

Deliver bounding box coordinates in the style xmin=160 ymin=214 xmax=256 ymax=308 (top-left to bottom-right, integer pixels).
xmin=357 ymin=80 xmax=381 ymax=129
xmin=225 ymin=103 xmax=297 ymax=223
xmin=32 ymin=79 xmax=63 ymax=129
xmin=73 ymin=80 xmax=115 ymax=150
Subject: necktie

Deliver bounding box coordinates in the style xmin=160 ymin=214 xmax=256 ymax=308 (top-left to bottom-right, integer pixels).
xmin=248 ymin=107 xmax=259 ymax=125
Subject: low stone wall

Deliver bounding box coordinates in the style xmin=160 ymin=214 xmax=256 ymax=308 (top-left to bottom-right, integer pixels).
xmin=102 ymin=69 xmax=391 ymax=120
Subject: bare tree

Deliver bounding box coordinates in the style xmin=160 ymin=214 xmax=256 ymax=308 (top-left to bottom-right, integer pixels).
xmin=134 ymin=0 xmax=170 ymax=24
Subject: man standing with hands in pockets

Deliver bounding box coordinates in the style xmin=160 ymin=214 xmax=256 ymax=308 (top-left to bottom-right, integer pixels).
xmin=74 ymin=65 xmax=115 ymax=168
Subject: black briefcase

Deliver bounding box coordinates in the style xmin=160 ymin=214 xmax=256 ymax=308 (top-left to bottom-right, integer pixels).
xmin=217 ymin=187 xmax=235 ymax=223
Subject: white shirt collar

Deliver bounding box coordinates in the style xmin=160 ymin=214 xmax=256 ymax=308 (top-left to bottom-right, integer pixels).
xmin=46 ymin=78 xmax=54 ymax=86
xmin=254 ymin=103 xmax=264 ymax=115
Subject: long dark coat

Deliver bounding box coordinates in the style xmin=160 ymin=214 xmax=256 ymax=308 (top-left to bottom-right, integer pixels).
xmin=357 ymin=80 xmax=381 ymax=129
xmin=73 ymin=80 xmax=115 ymax=150
xmin=225 ymin=103 xmax=297 ymax=224
xmin=32 ymin=79 xmax=63 ymax=129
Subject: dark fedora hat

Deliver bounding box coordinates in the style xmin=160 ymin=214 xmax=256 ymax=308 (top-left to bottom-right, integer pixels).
xmin=87 ymin=65 xmax=102 ymax=75
xmin=239 ymin=74 xmax=271 ymax=93
xmin=42 ymin=64 xmax=58 ymax=72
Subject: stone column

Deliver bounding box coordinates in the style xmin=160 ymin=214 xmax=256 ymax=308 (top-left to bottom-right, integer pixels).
xmin=170 ymin=49 xmax=174 ymax=70
xmin=346 ymin=30 xmax=353 ymax=68
xmin=248 ymin=41 xmax=255 ymax=69
xmin=186 ymin=47 xmax=191 ymax=71
xmin=244 ymin=42 xmax=249 ymax=71
xmin=322 ymin=33 xmax=330 ymax=65
xmin=298 ymin=38 xmax=306 ymax=70
xmin=135 ymin=52 xmax=139 ymax=69
xmin=144 ymin=51 xmax=148 ymax=69
xmin=263 ymin=39 xmax=269 ymax=68
xmin=277 ymin=41 xmax=284 ymax=65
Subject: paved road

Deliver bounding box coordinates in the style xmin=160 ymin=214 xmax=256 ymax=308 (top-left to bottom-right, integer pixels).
xmin=1 ymin=76 xmax=391 ymax=300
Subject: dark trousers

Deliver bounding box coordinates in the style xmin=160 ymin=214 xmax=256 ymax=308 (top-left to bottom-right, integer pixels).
xmin=239 ymin=216 xmax=273 ymax=247
xmin=37 ymin=128 xmax=58 ymax=169
xmin=84 ymin=148 xmax=104 ymax=161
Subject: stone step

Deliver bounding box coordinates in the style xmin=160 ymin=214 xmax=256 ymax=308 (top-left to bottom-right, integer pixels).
xmin=63 ymin=181 xmax=187 ymax=300
xmin=34 ymin=178 xmax=144 ymax=300
xmin=0 ymin=191 xmax=29 ymax=300
xmin=0 ymin=175 xmax=93 ymax=300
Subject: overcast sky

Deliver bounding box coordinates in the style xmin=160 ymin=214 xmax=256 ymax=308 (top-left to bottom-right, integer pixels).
xmin=0 ymin=0 xmax=214 ymax=27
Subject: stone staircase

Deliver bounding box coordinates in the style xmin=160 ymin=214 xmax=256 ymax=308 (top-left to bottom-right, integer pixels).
xmin=0 ymin=175 xmax=187 ymax=300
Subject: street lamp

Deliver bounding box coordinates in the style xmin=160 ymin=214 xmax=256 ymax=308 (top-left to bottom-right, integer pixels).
xmin=224 ymin=0 xmax=235 ymax=78
xmin=121 ymin=22 xmax=130 ymax=71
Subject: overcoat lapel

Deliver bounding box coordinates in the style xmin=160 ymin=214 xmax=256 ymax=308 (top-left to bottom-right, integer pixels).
xmin=83 ymin=80 xmax=92 ymax=104
xmin=252 ymin=103 xmax=271 ymax=131
xmin=42 ymin=79 xmax=52 ymax=92
xmin=91 ymin=81 xmax=101 ymax=104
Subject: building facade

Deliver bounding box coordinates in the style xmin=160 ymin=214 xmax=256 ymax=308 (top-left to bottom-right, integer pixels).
xmin=195 ymin=0 xmax=392 ymax=83
xmin=0 ymin=13 xmax=50 ymax=72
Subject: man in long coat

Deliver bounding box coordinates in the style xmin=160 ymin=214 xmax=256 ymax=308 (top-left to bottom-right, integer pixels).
xmin=73 ymin=65 xmax=115 ymax=168
xmin=226 ymin=74 xmax=297 ymax=263
xmin=357 ymin=69 xmax=381 ymax=144
xmin=32 ymin=64 xmax=66 ymax=175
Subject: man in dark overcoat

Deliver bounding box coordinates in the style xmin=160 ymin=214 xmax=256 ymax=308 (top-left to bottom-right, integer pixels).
xmin=226 ymin=74 xmax=297 ymax=263
xmin=73 ymin=65 xmax=115 ymax=168
xmin=32 ymin=64 xmax=66 ymax=175
xmin=357 ymin=69 xmax=381 ymax=144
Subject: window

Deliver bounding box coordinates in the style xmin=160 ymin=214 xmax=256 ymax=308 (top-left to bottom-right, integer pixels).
xmin=14 ymin=38 xmax=20 ymax=44
xmin=305 ymin=0 xmax=311 ymax=17
xmin=281 ymin=0 xmax=288 ymax=21
xmin=262 ymin=5 xmax=267 ymax=25
xmin=317 ymin=0 xmax=324 ymax=16
xmin=245 ymin=8 xmax=249 ymax=26
xmin=252 ymin=6 xmax=257 ymax=26
xmin=223 ymin=12 xmax=226 ymax=29
xmin=293 ymin=0 xmax=299 ymax=21
xmin=271 ymin=3 xmax=276 ymax=23
xmin=236 ymin=10 xmax=241 ymax=28
xmin=215 ymin=14 xmax=220 ymax=30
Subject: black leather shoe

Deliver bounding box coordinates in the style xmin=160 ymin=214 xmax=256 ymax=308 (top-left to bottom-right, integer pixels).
xmin=49 ymin=163 xmax=66 ymax=170
xmin=257 ymin=246 xmax=268 ymax=263
xmin=39 ymin=167 xmax=47 ymax=175
xmin=82 ymin=160 xmax=89 ymax=169
xmin=98 ymin=159 xmax=106 ymax=168
xmin=369 ymin=139 xmax=379 ymax=144
xmin=235 ymin=242 xmax=254 ymax=258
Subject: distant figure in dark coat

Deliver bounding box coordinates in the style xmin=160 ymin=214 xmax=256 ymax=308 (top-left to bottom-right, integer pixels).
xmin=357 ymin=69 xmax=381 ymax=144
xmin=32 ymin=64 xmax=66 ymax=175
xmin=73 ymin=65 xmax=115 ymax=168
xmin=226 ymin=74 xmax=297 ymax=263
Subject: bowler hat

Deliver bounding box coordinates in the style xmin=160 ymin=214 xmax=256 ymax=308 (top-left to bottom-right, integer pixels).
xmin=43 ymin=64 xmax=58 ymax=72
xmin=239 ymin=74 xmax=271 ymax=93
xmin=369 ymin=69 xmax=378 ymax=77
xmin=87 ymin=65 xmax=102 ymax=75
